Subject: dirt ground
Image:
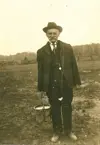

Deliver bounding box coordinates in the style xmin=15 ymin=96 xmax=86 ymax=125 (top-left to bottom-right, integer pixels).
xmin=0 ymin=62 xmax=100 ymax=145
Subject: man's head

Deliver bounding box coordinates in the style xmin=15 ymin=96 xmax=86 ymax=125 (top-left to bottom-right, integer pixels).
xmin=43 ymin=22 xmax=63 ymax=43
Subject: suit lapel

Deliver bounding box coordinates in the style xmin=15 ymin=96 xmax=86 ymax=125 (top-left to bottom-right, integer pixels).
xmin=43 ymin=41 xmax=65 ymax=69
xmin=43 ymin=42 xmax=51 ymax=55
xmin=59 ymin=41 xmax=65 ymax=69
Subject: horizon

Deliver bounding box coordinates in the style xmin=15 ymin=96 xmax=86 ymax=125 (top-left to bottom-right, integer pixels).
xmin=0 ymin=0 xmax=100 ymax=55
xmin=0 ymin=42 xmax=100 ymax=56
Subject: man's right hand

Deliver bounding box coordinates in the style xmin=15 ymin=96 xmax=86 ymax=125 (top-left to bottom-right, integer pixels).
xmin=36 ymin=91 xmax=49 ymax=105
xmin=36 ymin=91 xmax=46 ymax=98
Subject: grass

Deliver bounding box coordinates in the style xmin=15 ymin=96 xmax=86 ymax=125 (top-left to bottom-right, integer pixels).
xmin=0 ymin=61 xmax=100 ymax=144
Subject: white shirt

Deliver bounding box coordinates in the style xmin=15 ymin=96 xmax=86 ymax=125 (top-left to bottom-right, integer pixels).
xmin=49 ymin=41 xmax=57 ymax=51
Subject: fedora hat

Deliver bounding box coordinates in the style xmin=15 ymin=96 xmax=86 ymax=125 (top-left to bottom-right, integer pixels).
xmin=43 ymin=22 xmax=63 ymax=33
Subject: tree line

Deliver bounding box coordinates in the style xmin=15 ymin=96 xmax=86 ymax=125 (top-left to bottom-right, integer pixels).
xmin=73 ymin=43 xmax=100 ymax=61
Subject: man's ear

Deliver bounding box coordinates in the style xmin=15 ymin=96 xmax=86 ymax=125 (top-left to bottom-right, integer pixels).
xmin=46 ymin=33 xmax=48 ymax=37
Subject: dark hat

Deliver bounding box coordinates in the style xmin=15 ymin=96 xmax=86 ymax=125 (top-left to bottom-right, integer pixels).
xmin=43 ymin=22 xmax=63 ymax=33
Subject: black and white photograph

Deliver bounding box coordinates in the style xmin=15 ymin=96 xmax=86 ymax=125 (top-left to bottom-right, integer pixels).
xmin=0 ymin=0 xmax=100 ymax=145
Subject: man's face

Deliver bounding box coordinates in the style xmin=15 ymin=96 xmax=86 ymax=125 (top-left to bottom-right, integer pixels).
xmin=46 ymin=29 xmax=60 ymax=43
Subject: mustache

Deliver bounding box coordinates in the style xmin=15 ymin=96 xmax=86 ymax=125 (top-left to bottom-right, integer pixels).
xmin=50 ymin=37 xmax=56 ymax=39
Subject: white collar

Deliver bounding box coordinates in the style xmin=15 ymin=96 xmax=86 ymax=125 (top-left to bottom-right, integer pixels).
xmin=49 ymin=41 xmax=57 ymax=45
xmin=49 ymin=41 xmax=57 ymax=51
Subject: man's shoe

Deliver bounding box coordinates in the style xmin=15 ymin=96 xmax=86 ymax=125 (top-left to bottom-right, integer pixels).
xmin=51 ymin=134 xmax=59 ymax=143
xmin=68 ymin=132 xmax=77 ymax=141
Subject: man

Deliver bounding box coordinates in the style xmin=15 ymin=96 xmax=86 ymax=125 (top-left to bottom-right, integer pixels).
xmin=37 ymin=22 xmax=81 ymax=142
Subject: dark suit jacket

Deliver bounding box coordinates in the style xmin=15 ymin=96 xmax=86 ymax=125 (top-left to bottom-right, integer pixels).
xmin=37 ymin=40 xmax=81 ymax=92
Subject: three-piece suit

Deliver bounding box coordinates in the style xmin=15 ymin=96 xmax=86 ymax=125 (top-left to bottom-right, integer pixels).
xmin=37 ymin=40 xmax=81 ymax=134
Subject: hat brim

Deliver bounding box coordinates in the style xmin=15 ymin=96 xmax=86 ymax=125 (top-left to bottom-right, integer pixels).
xmin=43 ymin=25 xmax=63 ymax=33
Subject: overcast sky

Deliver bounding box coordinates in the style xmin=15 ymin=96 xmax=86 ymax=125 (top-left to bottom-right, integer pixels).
xmin=0 ymin=0 xmax=100 ymax=55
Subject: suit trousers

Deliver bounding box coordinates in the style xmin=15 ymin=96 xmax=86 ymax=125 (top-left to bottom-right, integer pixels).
xmin=47 ymin=80 xmax=73 ymax=134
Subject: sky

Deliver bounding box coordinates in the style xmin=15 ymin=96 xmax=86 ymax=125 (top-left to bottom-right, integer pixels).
xmin=0 ymin=0 xmax=100 ymax=55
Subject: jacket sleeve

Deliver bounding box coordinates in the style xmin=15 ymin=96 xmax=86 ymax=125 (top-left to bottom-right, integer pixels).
xmin=69 ymin=45 xmax=81 ymax=86
xmin=37 ymin=49 xmax=44 ymax=91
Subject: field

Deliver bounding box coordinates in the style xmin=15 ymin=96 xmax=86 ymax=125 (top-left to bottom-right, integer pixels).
xmin=0 ymin=61 xmax=100 ymax=145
